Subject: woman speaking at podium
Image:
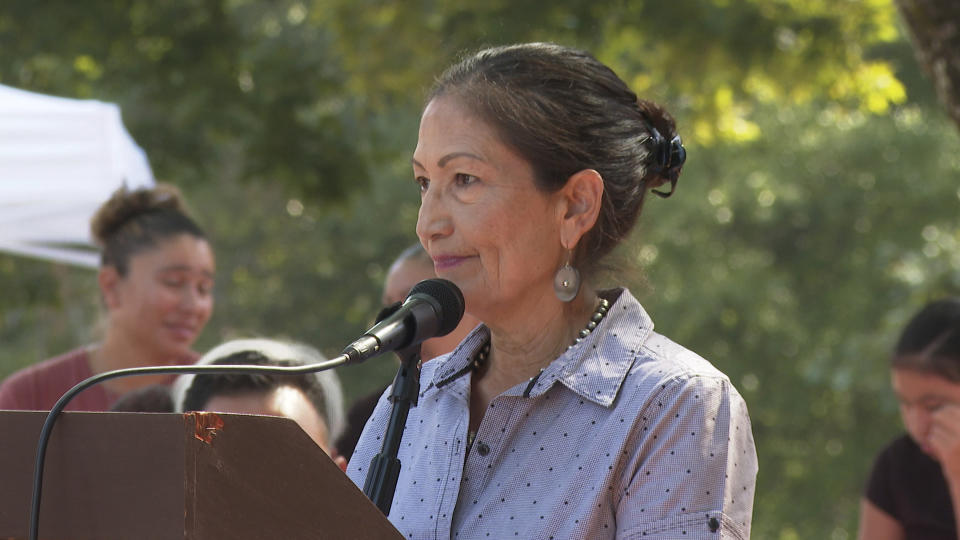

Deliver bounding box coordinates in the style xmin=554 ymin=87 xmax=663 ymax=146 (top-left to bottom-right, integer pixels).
xmin=348 ymin=43 xmax=757 ymax=539
xmin=0 ymin=184 xmax=215 ymax=411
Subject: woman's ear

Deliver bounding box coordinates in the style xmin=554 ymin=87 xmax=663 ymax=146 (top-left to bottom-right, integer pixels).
xmin=98 ymin=266 xmax=122 ymax=309
xmin=559 ymin=169 xmax=604 ymax=248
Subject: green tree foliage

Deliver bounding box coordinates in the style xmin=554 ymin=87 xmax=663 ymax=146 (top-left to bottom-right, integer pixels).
xmin=0 ymin=257 xmax=101 ymax=373
xmin=1 ymin=1 xmax=958 ymax=538
xmin=0 ymin=0 xmax=367 ymax=199
xmin=187 ymin=119 xmax=424 ymax=397
xmin=896 ymin=0 xmax=960 ymax=129
xmin=326 ymin=0 xmax=908 ymax=142
xmin=632 ymin=104 xmax=960 ymax=538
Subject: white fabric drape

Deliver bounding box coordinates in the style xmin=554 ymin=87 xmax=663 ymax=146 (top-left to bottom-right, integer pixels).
xmin=0 ymin=84 xmax=154 ymax=268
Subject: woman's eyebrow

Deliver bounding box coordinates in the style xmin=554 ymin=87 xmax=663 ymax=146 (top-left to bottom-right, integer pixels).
xmin=157 ymin=265 xmax=215 ymax=278
xmin=412 ymin=151 xmax=485 ymax=169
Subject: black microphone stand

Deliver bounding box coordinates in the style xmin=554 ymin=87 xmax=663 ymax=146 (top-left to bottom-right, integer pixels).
xmin=362 ymin=344 xmax=421 ymax=515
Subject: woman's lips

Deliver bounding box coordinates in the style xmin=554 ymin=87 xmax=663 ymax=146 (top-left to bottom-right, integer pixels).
xmin=166 ymin=323 xmax=197 ymax=341
xmin=433 ymin=255 xmax=471 ymax=271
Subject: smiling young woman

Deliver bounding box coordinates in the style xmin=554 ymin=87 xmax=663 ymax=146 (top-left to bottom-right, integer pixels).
xmin=0 ymin=184 xmax=215 ymax=411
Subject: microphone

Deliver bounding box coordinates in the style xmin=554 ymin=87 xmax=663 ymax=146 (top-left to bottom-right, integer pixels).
xmin=342 ymin=278 xmax=465 ymax=364
xmin=26 ymin=280 xmax=464 ymax=539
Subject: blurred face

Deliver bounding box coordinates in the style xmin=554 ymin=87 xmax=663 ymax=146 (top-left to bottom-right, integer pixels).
xmin=203 ymin=386 xmax=334 ymax=454
xmin=413 ymin=97 xmax=565 ymax=319
xmin=383 ymin=255 xmax=479 ymax=361
xmin=105 ymin=234 xmax=215 ymax=364
xmin=383 ymin=256 xmax=434 ymax=306
xmin=892 ymin=367 xmax=960 ymax=458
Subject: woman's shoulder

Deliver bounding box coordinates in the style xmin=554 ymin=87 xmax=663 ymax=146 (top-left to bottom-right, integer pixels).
xmin=2 ymin=347 xmax=92 ymax=383
xmin=873 ymin=434 xmax=926 ymax=467
xmin=635 ymin=330 xmax=732 ymax=384
xmin=623 ymin=335 xmax=747 ymax=420
xmin=595 ymin=288 xmax=738 ymax=397
xmin=604 ymin=288 xmax=726 ymax=374
xmin=0 ymin=346 xmax=94 ymax=409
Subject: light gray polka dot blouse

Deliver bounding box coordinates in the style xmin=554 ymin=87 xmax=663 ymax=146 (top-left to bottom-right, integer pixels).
xmin=347 ymin=288 xmax=757 ymax=539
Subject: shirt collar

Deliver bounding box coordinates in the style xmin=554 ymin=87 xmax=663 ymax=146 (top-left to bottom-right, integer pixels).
xmin=424 ymin=288 xmax=654 ymax=407
xmin=426 ymin=324 xmax=491 ymax=392
xmin=528 ymin=288 xmax=654 ymax=406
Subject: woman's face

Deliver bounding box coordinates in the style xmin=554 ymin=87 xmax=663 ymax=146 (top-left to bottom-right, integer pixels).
xmin=105 ymin=233 xmax=215 ymax=363
xmin=892 ymin=367 xmax=960 ymax=458
xmin=204 ymin=386 xmax=332 ymax=454
xmin=382 ymin=257 xmax=435 ymax=307
xmin=413 ymin=97 xmax=565 ymax=319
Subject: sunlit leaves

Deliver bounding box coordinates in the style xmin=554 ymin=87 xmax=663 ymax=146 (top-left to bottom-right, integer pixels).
xmin=635 ymin=103 xmax=959 ymax=537
xmin=596 ymin=0 xmax=909 ymax=144
xmin=0 ymin=0 xmax=367 ymax=202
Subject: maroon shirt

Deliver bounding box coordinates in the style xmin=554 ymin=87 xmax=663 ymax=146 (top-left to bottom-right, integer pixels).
xmin=866 ymin=434 xmax=956 ymax=540
xmin=0 ymin=347 xmax=119 ymax=411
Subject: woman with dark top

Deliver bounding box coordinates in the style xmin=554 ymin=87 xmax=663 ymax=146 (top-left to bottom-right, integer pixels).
xmin=860 ymin=298 xmax=960 ymax=540
xmin=347 ymin=43 xmax=757 ymax=538
xmin=0 ymin=184 xmax=215 ymax=411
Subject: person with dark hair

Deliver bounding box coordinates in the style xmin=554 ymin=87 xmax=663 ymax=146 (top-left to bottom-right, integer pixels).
xmin=172 ymin=338 xmax=347 ymax=470
xmin=108 ymin=383 xmax=175 ymax=413
xmin=0 ymin=183 xmax=215 ymax=411
xmin=335 ymin=243 xmax=481 ymax=461
xmin=347 ymin=43 xmax=757 ymax=539
xmin=859 ymin=298 xmax=960 ymax=540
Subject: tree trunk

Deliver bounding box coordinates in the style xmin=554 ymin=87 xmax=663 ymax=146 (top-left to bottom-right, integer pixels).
xmin=896 ymin=0 xmax=960 ymax=129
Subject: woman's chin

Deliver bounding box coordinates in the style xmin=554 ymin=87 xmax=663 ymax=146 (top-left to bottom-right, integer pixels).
xmin=916 ymin=439 xmax=939 ymax=460
xmin=157 ymin=344 xmax=199 ymax=365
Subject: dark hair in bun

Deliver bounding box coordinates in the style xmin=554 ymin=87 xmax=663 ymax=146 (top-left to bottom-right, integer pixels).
xmin=90 ymin=183 xmax=206 ymax=276
xmin=429 ymin=42 xmax=686 ymax=274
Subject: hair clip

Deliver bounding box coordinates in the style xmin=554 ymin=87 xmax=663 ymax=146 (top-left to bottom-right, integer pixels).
xmin=648 ymin=131 xmax=686 ymax=198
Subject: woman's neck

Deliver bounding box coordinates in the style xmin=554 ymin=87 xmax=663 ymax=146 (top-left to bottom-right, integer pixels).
xmin=89 ymin=328 xmax=183 ymax=394
xmin=478 ymin=288 xmax=598 ymax=397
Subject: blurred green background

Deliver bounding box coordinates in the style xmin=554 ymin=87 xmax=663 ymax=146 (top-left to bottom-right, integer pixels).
xmin=1 ymin=1 xmax=958 ymax=538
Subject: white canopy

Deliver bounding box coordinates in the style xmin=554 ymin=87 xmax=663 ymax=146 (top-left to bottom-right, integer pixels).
xmin=0 ymin=84 xmax=154 ymax=268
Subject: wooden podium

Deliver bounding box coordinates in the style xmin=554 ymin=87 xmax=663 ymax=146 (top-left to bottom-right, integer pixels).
xmin=0 ymin=410 xmax=403 ymax=540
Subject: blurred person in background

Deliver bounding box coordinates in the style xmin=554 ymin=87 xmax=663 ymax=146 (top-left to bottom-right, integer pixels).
xmin=859 ymin=298 xmax=960 ymax=540
xmin=0 ymin=184 xmax=215 ymax=411
xmin=381 ymin=243 xmax=481 ymax=362
xmin=173 ymin=338 xmax=347 ymax=470
xmin=108 ymin=382 xmax=175 ymax=413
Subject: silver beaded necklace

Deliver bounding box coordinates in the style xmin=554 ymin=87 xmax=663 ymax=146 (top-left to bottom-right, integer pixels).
xmin=466 ymin=297 xmax=611 ymax=454
xmin=469 ymin=296 xmax=611 ymax=374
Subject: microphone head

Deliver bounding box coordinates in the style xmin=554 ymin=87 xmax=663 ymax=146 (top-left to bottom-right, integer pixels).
xmin=408 ymin=278 xmax=465 ymax=337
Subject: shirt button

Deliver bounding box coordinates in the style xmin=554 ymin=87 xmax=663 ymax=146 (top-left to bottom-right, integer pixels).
xmin=476 ymin=442 xmax=490 ymax=456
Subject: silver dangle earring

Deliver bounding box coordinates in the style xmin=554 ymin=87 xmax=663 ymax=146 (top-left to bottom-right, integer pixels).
xmin=553 ymin=249 xmax=581 ymax=302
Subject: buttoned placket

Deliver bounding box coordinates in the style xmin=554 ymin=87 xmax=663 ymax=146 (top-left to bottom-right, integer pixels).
xmin=428 ymin=375 xmax=470 ymax=540
xmin=419 ymin=289 xmax=654 ymax=538
xmin=453 ymin=394 xmax=519 ymax=531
